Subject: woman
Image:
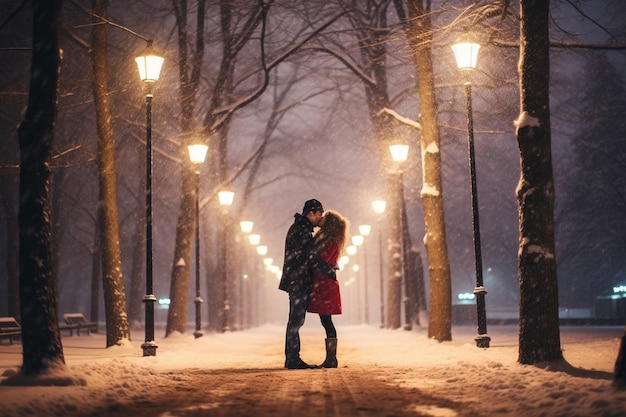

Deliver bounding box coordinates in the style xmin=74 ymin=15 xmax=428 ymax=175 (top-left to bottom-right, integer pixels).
xmin=307 ymin=209 xmax=348 ymax=368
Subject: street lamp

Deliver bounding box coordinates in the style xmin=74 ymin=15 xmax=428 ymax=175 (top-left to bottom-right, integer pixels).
xmin=452 ymin=35 xmax=490 ymax=348
xmin=256 ymin=245 xmax=268 ymax=256
xmin=389 ymin=143 xmax=409 ymax=330
xmin=218 ymin=189 xmax=234 ymax=332
xmin=135 ymin=40 xmax=164 ymax=357
xmin=240 ymin=220 xmax=254 ymax=234
xmin=248 ymin=233 xmax=261 ymax=246
xmin=359 ymin=224 xmax=372 ymax=324
xmin=188 ymin=142 xmax=208 ymax=339
xmin=372 ymin=199 xmax=386 ymax=328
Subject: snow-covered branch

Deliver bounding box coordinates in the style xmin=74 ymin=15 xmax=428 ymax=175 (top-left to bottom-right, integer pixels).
xmin=378 ymin=107 xmax=422 ymax=131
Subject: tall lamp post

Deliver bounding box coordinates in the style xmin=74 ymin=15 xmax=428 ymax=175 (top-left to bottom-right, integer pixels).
xmin=135 ymin=40 xmax=164 ymax=357
xmin=389 ymin=143 xmax=409 ymax=330
xmin=188 ymin=143 xmax=208 ymax=338
xmin=218 ymin=189 xmax=235 ymax=332
xmin=372 ymin=199 xmax=387 ymax=328
xmin=358 ymin=224 xmax=372 ymax=324
xmin=452 ymin=36 xmax=490 ymax=348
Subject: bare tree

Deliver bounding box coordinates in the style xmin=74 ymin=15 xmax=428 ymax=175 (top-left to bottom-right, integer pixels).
xmin=165 ymin=0 xmax=206 ymax=336
xmin=398 ymin=0 xmax=453 ymax=341
xmin=90 ymin=0 xmax=131 ymax=347
xmin=17 ymin=0 xmax=65 ymax=375
xmin=516 ymin=0 xmax=561 ymax=364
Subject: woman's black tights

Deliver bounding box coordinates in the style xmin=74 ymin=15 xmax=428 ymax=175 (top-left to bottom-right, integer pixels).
xmin=319 ymin=314 xmax=336 ymax=339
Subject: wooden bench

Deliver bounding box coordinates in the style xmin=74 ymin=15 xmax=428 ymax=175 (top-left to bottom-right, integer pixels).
xmin=0 ymin=317 xmax=21 ymax=345
xmin=59 ymin=313 xmax=97 ymax=336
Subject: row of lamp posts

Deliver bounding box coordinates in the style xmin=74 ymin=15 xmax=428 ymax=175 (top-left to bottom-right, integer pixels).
xmin=134 ymin=38 xmax=238 ymax=350
xmin=133 ymin=32 xmax=488 ymax=355
xmin=366 ymin=34 xmax=488 ymax=346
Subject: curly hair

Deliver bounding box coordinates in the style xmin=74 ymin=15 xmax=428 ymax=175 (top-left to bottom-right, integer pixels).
xmin=315 ymin=209 xmax=349 ymax=254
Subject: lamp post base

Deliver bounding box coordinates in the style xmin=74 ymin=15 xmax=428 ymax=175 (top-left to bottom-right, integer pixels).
xmin=194 ymin=297 xmax=203 ymax=339
xmin=141 ymin=341 xmax=158 ymax=356
xmin=475 ymin=334 xmax=491 ymax=348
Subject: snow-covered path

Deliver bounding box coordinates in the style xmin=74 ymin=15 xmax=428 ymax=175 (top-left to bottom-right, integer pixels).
xmin=1 ymin=324 xmax=625 ymax=416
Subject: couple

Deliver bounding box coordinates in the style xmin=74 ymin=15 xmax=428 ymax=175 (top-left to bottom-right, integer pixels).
xmin=278 ymin=199 xmax=348 ymax=369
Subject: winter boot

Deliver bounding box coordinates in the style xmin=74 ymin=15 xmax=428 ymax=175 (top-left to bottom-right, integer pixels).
xmin=285 ymin=357 xmax=317 ymax=369
xmin=320 ymin=338 xmax=338 ymax=368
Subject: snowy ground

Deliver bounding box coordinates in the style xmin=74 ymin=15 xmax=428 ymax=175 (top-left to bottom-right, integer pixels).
xmin=1 ymin=322 xmax=625 ymax=417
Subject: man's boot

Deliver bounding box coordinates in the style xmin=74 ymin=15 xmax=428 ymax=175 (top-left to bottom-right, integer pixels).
xmin=285 ymin=355 xmax=317 ymax=369
xmin=320 ymin=338 xmax=338 ymax=368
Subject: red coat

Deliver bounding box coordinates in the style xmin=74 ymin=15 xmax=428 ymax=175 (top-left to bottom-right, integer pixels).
xmin=307 ymin=239 xmax=342 ymax=315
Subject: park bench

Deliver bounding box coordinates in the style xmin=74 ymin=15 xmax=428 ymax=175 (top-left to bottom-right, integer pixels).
xmin=0 ymin=317 xmax=21 ymax=345
xmin=59 ymin=313 xmax=97 ymax=336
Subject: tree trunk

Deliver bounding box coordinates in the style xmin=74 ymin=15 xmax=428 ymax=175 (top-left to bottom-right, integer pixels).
xmin=165 ymin=0 xmax=206 ymax=336
xmin=386 ymin=172 xmax=403 ymax=329
xmin=347 ymin=4 xmax=403 ymax=330
xmin=516 ymin=0 xmax=562 ymax=364
xmin=403 ymin=0 xmax=452 ymax=341
xmin=0 ymin=177 xmax=20 ymax=319
xmin=91 ymin=0 xmax=130 ymax=347
xmin=165 ymin=171 xmax=195 ymax=336
xmin=402 ymin=201 xmax=425 ymax=328
xmin=17 ymin=0 xmax=64 ymax=375
xmin=89 ymin=218 xmax=101 ymax=328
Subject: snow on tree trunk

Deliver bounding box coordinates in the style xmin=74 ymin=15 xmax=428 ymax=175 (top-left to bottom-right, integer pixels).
xmin=516 ymin=0 xmax=562 ymax=365
xmin=17 ymin=0 xmax=65 ymax=375
xmin=404 ymin=0 xmax=452 ymax=342
xmin=91 ymin=0 xmax=130 ymax=347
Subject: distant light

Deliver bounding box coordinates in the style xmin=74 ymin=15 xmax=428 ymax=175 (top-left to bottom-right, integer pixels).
xmin=352 ymin=264 xmax=359 ymax=272
xmin=372 ymin=200 xmax=386 ymax=215
xmin=256 ymin=245 xmax=268 ymax=256
xmin=158 ymin=298 xmax=171 ymax=306
xmin=359 ymin=224 xmax=372 ymax=236
xmin=613 ymin=285 xmax=626 ymax=294
xmin=270 ymin=265 xmax=281 ymax=274
xmin=346 ymin=245 xmax=357 ymax=256
xmin=248 ymin=234 xmax=261 ymax=245
xmin=457 ymin=292 xmax=475 ymax=301
xmin=240 ymin=220 xmax=254 ymax=234
xmin=218 ymin=190 xmax=234 ymax=206
xmin=263 ymin=257 xmax=273 ymax=266
xmin=242 ymin=274 xmax=249 ymax=280
xmin=352 ymin=235 xmax=364 ymax=246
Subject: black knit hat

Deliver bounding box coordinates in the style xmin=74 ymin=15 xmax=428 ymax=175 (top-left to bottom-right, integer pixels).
xmin=302 ymin=199 xmax=324 ymax=214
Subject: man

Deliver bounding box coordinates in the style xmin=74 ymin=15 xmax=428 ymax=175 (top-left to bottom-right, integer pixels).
xmin=279 ymin=199 xmax=324 ymax=369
